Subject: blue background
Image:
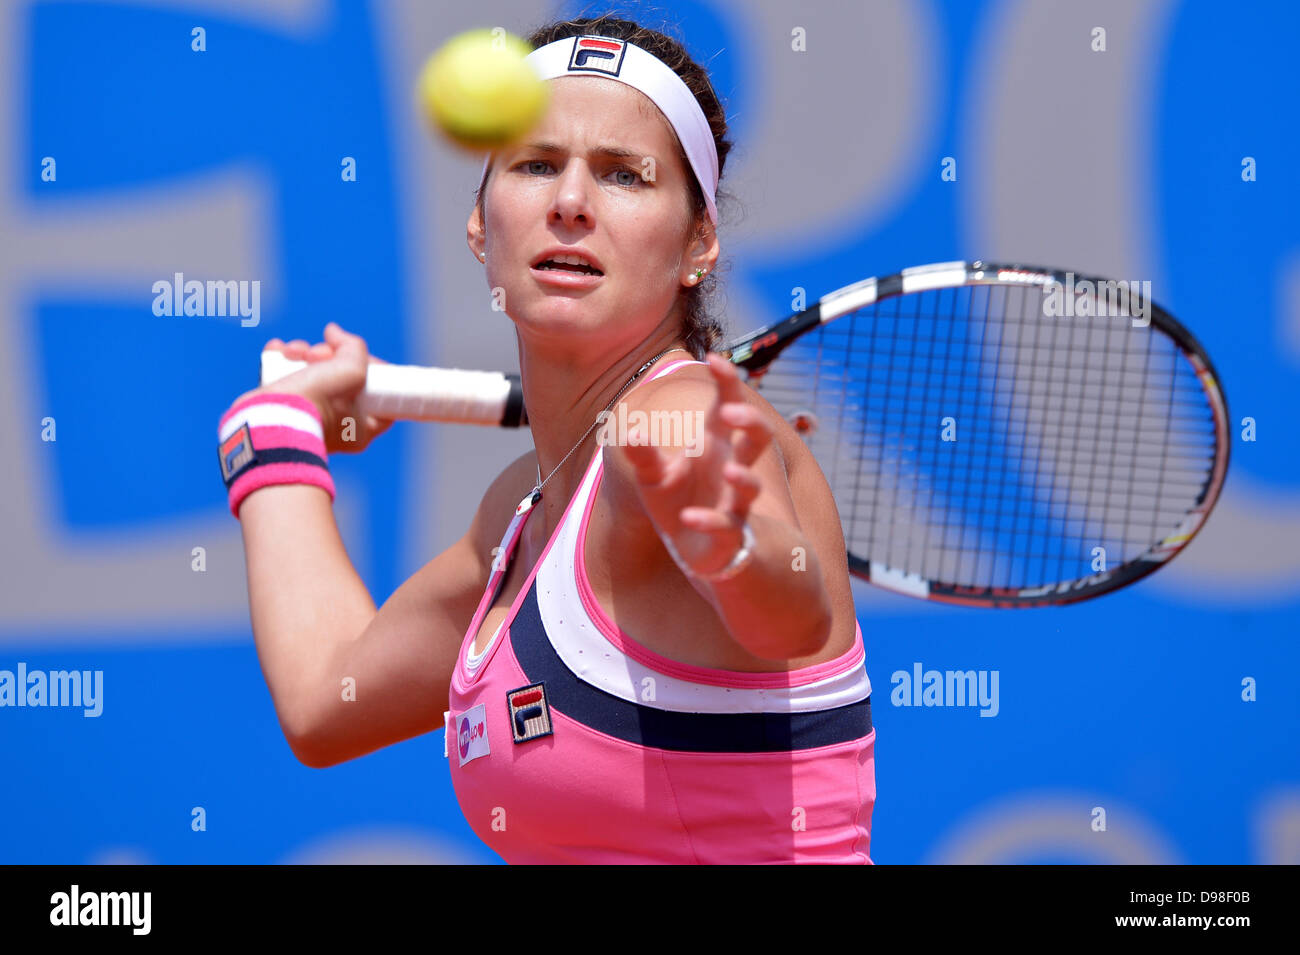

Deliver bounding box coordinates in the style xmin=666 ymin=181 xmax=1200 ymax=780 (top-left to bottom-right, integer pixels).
xmin=2 ymin=0 xmax=1296 ymax=864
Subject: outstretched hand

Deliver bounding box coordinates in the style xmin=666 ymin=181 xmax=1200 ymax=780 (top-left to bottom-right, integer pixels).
xmin=610 ymin=353 xmax=775 ymax=579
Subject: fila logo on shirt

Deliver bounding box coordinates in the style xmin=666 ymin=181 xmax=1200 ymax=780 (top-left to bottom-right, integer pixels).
xmin=569 ymin=36 xmax=627 ymax=77
xmin=457 ymin=704 xmax=489 ymax=766
xmin=507 ymin=682 xmax=553 ymax=744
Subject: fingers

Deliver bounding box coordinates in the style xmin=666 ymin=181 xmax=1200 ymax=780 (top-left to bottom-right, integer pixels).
xmin=717 ymin=401 xmax=773 ymax=466
xmin=704 ymin=352 xmax=746 ymax=404
xmin=277 ymin=341 xmax=334 ymax=362
xmin=323 ymin=322 xmax=371 ymax=364
xmin=678 ymin=506 xmax=742 ymax=534
xmin=267 ymin=324 xmax=364 ymax=361
xmin=701 ymin=353 xmax=773 ymax=465
xmin=616 ymin=430 xmax=667 ymax=484
xmin=674 ymin=461 xmax=759 ymax=534
xmin=259 ymin=325 xmax=376 ymax=378
xmin=701 ymin=460 xmax=761 ymax=522
xmin=323 ymin=322 xmax=361 ymax=349
xmin=722 ymin=459 xmax=762 ymax=513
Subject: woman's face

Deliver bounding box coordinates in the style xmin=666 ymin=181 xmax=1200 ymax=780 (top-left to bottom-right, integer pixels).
xmin=471 ymin=75 xmax=706 ymax=347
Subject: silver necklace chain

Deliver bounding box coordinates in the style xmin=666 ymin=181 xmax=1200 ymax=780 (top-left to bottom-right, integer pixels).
xmin=527 ymin=346 xmax=688 ymax=507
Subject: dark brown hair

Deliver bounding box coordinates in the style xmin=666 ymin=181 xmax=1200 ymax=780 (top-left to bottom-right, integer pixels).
xmin=475 ymin=11 xmax=736 ymax=359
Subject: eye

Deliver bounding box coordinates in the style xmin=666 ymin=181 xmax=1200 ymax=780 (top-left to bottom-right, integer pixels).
xmin=612 ymin=166 xmax=642 ymax=187
xmin=514 ymin=159 xmax=645 ymax=187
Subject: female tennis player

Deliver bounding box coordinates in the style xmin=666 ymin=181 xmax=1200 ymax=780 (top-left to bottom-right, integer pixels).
xmin=219 ymin=14 xmax=875 ymax=864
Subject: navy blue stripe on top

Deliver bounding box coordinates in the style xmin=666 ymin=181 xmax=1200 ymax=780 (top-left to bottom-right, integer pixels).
xmin=509 ymin=583 xmax=871 ymax=753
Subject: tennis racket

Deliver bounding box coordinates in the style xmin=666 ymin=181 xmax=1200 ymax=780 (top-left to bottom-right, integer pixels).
xmin=260 ymin=260 xmax=1230 ymax=608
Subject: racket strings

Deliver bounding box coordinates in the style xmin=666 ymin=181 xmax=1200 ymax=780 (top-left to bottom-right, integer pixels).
xmin=753 ymin=283 xmax=1218 ymax=591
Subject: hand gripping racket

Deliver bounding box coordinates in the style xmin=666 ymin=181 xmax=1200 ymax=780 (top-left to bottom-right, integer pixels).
xmin=261 ymin=260 xmax=1230 ymax=608
xmin=255 ymin=356 xmax=530 ymax=428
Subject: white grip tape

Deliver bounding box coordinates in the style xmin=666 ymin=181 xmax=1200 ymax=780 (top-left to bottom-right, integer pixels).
xmin=259 ymin=351 xmax=510 ymax=425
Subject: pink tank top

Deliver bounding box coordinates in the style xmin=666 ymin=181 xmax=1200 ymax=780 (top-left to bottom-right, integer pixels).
xmin=445 ymin=358 xmax=876 ymax=863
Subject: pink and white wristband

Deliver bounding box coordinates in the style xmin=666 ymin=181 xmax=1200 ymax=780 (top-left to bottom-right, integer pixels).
xmin=217 ymin=392 xmax=334 ymax=518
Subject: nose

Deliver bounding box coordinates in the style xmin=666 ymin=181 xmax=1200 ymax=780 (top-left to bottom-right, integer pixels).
xmin=548 ymin=159 xmax=596 ymax=227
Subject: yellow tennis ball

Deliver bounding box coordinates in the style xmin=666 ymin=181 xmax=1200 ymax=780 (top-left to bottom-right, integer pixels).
xmin=418 ymin=29 xmax=549 ymax=152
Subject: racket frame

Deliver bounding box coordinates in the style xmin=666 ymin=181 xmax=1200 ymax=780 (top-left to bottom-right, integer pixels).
xmin=721 ymin=260 xmax=1231 ymax=608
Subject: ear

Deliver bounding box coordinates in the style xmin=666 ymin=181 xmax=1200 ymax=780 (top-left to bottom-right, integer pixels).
xmin=467 ymin=203 xmax=486 ymax=262
xmin=685 ymin=213 xmax=720 ymax=278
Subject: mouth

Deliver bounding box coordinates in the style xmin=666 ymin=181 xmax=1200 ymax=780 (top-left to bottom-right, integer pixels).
xmin=533 ymin=260 xmax=603 ymax=275
xmin=530 ymin=256 xmax=605 ymax=288
xmin=530 ymin=249 xmax=605 ymax=275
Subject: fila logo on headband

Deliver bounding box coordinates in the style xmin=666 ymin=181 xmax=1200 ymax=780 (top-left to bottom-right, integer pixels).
xmin=569 ymin=35 xmax=627 ymax=77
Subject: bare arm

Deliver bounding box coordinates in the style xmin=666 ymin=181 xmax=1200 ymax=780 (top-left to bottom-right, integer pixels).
xmin=279 ymin=454 xmax=530 ymax=769
xmin=238 ymin=484 xmax=378 ymax=759
xmin=233 ymin=325 xmax=523 ymax=767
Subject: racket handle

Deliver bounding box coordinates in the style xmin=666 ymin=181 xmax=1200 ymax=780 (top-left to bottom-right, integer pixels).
xmin=258 ymin=351 xmax=528 ymax=427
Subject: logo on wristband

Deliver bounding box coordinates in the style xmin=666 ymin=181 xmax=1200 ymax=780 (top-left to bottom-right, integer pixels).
xmin=218 ymin=423 xmax=257 ymax=483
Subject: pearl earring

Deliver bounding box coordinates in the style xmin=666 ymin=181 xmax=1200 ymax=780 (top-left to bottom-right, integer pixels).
xmin=690 ymin=267 xmax=706 ymax=284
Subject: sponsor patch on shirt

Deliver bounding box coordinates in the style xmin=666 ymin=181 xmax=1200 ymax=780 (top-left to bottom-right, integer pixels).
xmin=507 ymin=682 xmax=553 ymax=744
xmin=456 ymin=704 xmax=490 ymax=766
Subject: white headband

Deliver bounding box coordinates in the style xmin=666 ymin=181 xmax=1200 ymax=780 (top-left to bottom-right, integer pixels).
xmin=479 ymin=34 xmax=719 ymax=224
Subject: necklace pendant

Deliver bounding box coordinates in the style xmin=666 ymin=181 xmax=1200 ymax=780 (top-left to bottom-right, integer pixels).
xmin=515 ymin=487 xmax=542 ymax=516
